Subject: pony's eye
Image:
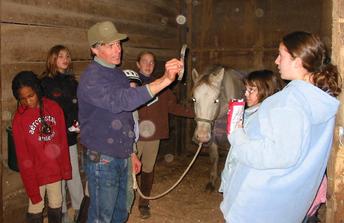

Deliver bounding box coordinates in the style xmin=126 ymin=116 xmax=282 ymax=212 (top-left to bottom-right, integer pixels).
xmin=192 ymin=97 xmax=196 ymax=102
xmin=214 ymin=99 xmax=219 ymax=103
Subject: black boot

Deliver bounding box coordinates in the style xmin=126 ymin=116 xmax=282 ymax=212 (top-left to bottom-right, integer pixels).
xmin=75 ymin=195 xmax=90 ymax=223
xmin=26 ymin=212 xmax=43 ymax=223
xmin=303 ymin=215 xmax=321 ymax=223
xmin=138 ymin=171 xmax=154 ymax=219
xmin=48 ymin=207 xmax=62 ymax=223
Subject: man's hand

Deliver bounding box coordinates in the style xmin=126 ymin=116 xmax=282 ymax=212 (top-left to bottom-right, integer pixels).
xmin=131 ymin=153 xmax=141 ymax=174
xmin=163 ymin=58 xmax=184 ymax=82
xmin=148 ymin=58 xmax=183 ymax=95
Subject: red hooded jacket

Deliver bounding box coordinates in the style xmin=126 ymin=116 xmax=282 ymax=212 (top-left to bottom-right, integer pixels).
xmin=12 ymin=98 xmax=71 ymax=204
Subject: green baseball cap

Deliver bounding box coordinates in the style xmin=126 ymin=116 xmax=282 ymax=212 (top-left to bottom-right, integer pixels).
xmin=87 ymin=21 xmax=127 ymax=47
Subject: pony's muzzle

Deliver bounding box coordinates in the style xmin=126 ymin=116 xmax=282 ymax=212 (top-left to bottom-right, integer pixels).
xmin=194 ymin=127 xmax=211 ymax=143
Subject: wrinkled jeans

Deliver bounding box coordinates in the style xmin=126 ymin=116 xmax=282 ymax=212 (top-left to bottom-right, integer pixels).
xmin=85 ymin=150 xmax=128 ymax=223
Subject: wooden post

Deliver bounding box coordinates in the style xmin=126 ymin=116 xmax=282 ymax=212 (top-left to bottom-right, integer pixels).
xmin=0 ymin=5 xmax=3 ymax=222
xmin=326 ymin=0 xmax=344 ymax=222
xmin=184 ymin=0 xmax=194 ymax=153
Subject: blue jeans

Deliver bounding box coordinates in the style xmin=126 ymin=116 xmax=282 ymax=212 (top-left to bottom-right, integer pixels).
xmin=86 ymin=150 xmax=129 ymax=223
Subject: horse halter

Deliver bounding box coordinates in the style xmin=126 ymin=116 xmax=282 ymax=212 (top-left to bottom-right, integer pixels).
xmin=194 ymin=99 xmax=221 ymax=127
xmin=194 ymin=117 xmax=215 ymax=127
xmin=194 ymin=100 xmax=221 ymax=128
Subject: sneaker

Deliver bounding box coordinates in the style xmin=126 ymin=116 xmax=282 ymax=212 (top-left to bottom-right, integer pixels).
xmin=68 ymin=121 xmax=80 ymax=133
xmin=139 ymin=205 xmax=151 ymax=219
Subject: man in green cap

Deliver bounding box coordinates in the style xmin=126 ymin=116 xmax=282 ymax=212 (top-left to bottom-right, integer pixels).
xmin=77 ymin=21 xmax=183 ymax=222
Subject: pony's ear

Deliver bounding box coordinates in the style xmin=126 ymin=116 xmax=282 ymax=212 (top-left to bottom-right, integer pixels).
xmin=210 ymin=68 xmax=224 ymax=85
xmin=192 ymin=68 xmax=199 ymax=83
xmin=218 ymin=68 xmax=225 ymax=78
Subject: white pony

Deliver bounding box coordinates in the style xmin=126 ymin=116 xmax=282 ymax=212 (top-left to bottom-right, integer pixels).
xmin=192 ymin=65 xmax=245 ymax=191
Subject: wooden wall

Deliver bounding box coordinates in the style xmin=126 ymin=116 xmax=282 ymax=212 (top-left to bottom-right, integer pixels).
xmin=188 ymin=0 xmax=325 ymax=72
xmin=0 ymin=1 xmax=184 ymax=222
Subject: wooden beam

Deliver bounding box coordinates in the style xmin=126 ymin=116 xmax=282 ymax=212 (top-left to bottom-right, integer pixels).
xmin=326 ymin=0 xmax=344 ymax=221
xmin=0 ymin=1 xmax=3 ymax=221
xmin=191 ymin=47 xmax=277 ymax=52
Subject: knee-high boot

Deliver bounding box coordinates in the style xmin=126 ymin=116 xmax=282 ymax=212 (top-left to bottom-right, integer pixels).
xmin=48 ymin=207 xmax=62 ymax=223
xmin=26 ymin=212 xmax=43 ymax=223
xmin=138 ymin=171 xmax=154 ymax=219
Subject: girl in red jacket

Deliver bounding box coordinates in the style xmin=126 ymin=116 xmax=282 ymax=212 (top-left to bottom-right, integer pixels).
xmin=11 ymin=71 xmax=72 ymax=223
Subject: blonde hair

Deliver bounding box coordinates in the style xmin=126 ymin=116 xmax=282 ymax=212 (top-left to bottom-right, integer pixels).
xmin=40 ymin=45 xmax=72 ymax=79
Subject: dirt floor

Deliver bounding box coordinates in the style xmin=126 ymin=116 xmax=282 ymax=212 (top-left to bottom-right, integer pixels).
xmin=4 ymin=146 xmax=326 ymax=223
xmin=126 ymin=148 xmax=326 ymax=223
xmin=127 ymin=150 xmax=225 ymax=223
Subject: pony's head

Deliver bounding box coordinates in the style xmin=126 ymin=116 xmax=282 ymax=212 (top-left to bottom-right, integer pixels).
xmin=192 ymin=66 xmax=225 ymax=143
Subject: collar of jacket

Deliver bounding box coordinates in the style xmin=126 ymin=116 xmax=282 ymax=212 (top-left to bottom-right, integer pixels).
xmin=94 ymin=56 xmax=116 ymax=69
xmin=138 ymin=72 xmax=153 ymax=84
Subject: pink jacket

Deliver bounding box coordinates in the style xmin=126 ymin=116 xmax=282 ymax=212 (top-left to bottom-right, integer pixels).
xmin=307 ymin=175 xmax=327 ymax=216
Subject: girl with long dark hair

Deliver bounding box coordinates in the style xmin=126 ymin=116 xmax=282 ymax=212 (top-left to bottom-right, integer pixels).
xmin=12 ymin=71 xmax=71 ymax=223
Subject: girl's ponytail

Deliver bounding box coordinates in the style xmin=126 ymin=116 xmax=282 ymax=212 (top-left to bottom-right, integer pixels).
xmin=313 ymin=63 xmax=342 ymax=97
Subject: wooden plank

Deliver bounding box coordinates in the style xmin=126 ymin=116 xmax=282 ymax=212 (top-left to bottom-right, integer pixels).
xmin=2 ymin=0 xmax=178 ymax=19
xmin=119 ymin=22 xmax=177 ymax=39
xmin=1 ymin=24 xmax=89 ymax=63
xmin=191 ymin=47 xmax=276 ymax=53
xmin=184 ymin=0 xmax=194 ymax=153
xmin=191 ymin=51 xmax=255 ymax=72
xmin=139 ymin=0 xmax=177 ymax=13
xmin=1 ymin=24 xmax=179 ymax=64
xmin=91 ymin=0 xmax=177 ymax=18
xmin=2 ymin=0 xmax=177 ymax=30
xmin=1 ymin=0 xmax=180 ymax=51
xmin=0 ymin=2 xmax=3 ymax=220
xmin=124 ymin=47 xmax=178 ymax=61
xmin=127 ymin=34 xmax=179 ymax=49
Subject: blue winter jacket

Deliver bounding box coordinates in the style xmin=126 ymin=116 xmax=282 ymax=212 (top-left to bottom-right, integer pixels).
xmin=220 ymin=80 xmax=339 ymax=223
xmin=77 ymin=59 xmax=153 ymax=158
